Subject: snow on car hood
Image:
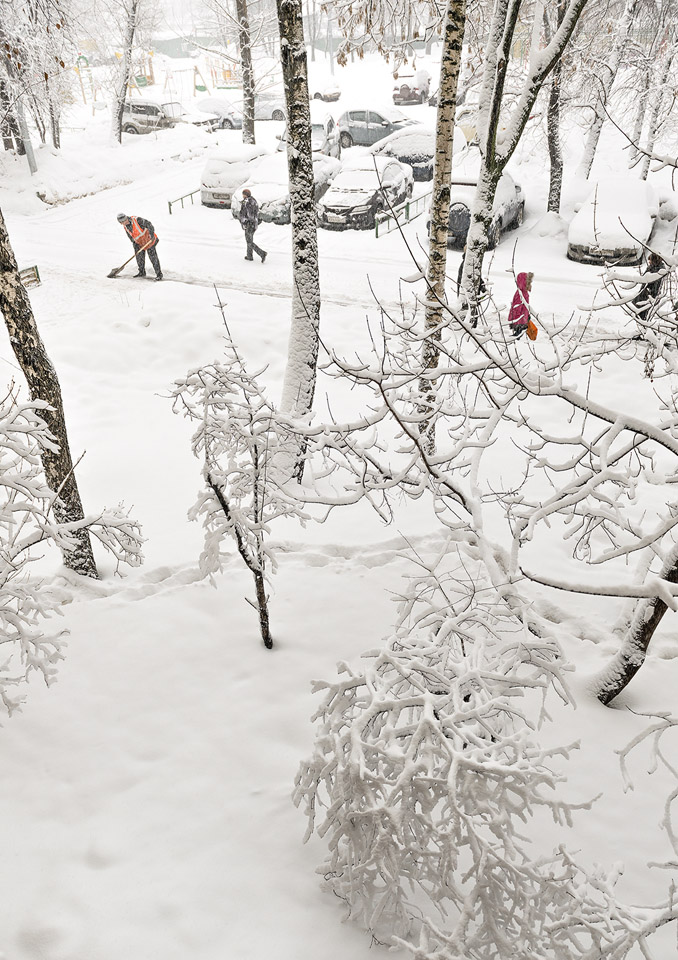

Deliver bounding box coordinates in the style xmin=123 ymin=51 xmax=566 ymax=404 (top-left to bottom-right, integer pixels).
xmin=568 ymin=178 xmax=657 ymax=251
xmin=373 ymin=126 xmax=466 ymax=161
xmin=322 ymin=186 xmax=375 ymax=209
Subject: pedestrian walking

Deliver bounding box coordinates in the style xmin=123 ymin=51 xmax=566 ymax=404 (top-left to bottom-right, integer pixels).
xmin=508 ymin=271 xmax=533 ymax=338
xmin=116 ymin=213 xmax=163 ymax=280
xmin=238 ymin=189 xmax=267 ymax=263
xmin=632 ymin=252 xmax=665 ymax=335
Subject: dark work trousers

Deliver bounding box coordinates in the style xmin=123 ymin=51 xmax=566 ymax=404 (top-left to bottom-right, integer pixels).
xmin=135 ymin=241 xmax=162 ymax=277
xmin=244 ymin=223 xmax=266 ymax=261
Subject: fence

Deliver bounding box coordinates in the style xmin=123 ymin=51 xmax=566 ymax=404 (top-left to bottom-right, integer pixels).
xmin=168 ymin=188 xmax=201 ymax=215
xmin=19 ymin=265 xmax=41 ymax=288
xmin=375 ymin=189 xmax=432 ymax=238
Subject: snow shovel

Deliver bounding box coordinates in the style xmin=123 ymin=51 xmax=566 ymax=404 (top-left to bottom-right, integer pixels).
xmin=107 ymin=241 xmax=153 ymax=279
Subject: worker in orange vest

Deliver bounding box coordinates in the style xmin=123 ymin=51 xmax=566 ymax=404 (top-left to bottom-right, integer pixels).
xmin=116 ymin=213 xmax=163 ymax=280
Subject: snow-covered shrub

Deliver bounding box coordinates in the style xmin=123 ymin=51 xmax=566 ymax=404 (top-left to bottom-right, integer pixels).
xmin=294 ymin=544 xmax=678 ymax=957
xmin=172 ymin=323 xmax=309 ymax=648
xmin=0 ymin=387 xmax=143 ymax=716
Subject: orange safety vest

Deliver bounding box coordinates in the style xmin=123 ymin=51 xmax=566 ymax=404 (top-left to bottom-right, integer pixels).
xmin=124 ymin=217 xmax=157 ymax=248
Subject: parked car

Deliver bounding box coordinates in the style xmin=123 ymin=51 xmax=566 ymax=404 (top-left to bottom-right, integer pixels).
xmin=428 ymin=172 xmax=524 ymax=248
xmin=277 ymin=101 xmax=341 ymax=158
xmin=309 ymin=72 xmax=341 ymax=102
xmin=337 ymin=107 xmax=414 ymax=149
xmin=121 ymin=99 xmax=218 ymax=134
xmin=392 ymin=68 xmax=431 ymax=105
xmin=567 ymin=177 xmax=658 ymax=265
xmin=201 ymin=144 xmax=270 ymax=207
xmin=317 ymin=155 xmax=414 ymax=230
xmin=371 ymin=125 xmax=467 ymax=181
xmin=230 ymin=92 xmax=286 ymax=122
xmin=196 ymin=96 xmax=243 ymax=129
xmin=231 ymin=152 xmax=340 ymax=224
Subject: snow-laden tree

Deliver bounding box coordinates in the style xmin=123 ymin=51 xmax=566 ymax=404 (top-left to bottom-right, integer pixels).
xmin=276 ymin=0 xmax=322 ymax=475
xmin=172 ymin=314 xmax=310 ymax=648
xmin=295 ymin=540 xmax=678 ymax=957
xmin=459 ymin=0 xmax=589 ymax=303
xmin=110 ymin=0 xmax=142 ymax=144
xmin=0 ymin=386 xmax=143 ymax=717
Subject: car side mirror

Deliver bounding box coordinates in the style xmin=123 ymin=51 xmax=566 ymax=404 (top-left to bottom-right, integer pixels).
xmin=381 ymin=121 xmax=389 ymax=127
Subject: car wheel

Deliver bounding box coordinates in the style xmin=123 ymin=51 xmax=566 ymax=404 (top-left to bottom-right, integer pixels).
xmin=340 ymin=132 xmax=352 ymax=149
xmin=313 ymin=92 xmax=322 ymax=100
xmin=222 ymin=118 xmax=234 ymax=129
xmin=123 ymin=125 xmax=138 ymax=134
xmin=487 ymin=222 xmax=500 ymax=249
xmin=419 ymin=91 xmax=426 ymax=104
xmin=406 ymin=182 xmax=413 ymax=198
xmin=272 ymin=109 xmax=285 ymax=121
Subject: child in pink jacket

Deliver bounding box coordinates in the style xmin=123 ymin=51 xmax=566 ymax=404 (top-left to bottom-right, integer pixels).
xmin=508 ymin=272 xmax=533 ymax=337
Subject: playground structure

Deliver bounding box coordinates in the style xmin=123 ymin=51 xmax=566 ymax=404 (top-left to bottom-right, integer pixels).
xmin=163 ymin=64 xmax=212 ymax=99
xmin=74 ymin=55 xmax=105 ymax=113
xmin=207 ymin=57 xmax=242 ymax=90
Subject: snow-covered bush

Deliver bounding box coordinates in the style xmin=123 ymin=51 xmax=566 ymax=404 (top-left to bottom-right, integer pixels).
xmin=294 ymin=544 xmax=678 ymax=957
xmin=0 ymin=387 xmax=143 ymax=716
xmin=172 ymin=322 xmax=309 ymax=648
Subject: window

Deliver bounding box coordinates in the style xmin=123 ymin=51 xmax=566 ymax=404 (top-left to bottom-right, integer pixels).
xmin=350 ymin=111 xmax=367 ymax=123
xmin=369 ymin=112 xmax=385 ymax=125
xmin=328 ymin=118 xmax=335 ymax=132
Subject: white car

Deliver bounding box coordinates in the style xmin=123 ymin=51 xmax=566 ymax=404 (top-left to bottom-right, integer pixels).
xmin=231 ymin=92 xmax=286 ymax=122
xmin=196 ymin=97 xmax=243 ymax=130
xmin=317 ymin=155 xmax=414 ymax=230
xmin=201 ymin=145 xmax=270 ymax=207
xmin=231 ymin=152 xmax=340 ymax=224
xmin=309 ymin=70 xmax=341 ymax=102
xmin=567 ymin=177 xmax=658 ymax=265
xmin=277 ymin=101 xmax=341 ymax=159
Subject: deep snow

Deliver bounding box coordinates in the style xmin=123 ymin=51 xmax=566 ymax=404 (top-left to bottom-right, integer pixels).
xmin=1 ymin=52 xmax=678 ymax=960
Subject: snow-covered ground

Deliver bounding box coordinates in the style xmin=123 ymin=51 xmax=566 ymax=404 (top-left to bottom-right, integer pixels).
xmin=1 ymin=53 xmax=678 ymax=960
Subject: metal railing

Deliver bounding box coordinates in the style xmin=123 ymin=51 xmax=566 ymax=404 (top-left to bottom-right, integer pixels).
xmin=168 ymin=188 xmax=201 ymax=215
xmin=19 ymin=265 xmax=41 ymax=288
xmin=375 ymin=189 xmax=432 ymax=238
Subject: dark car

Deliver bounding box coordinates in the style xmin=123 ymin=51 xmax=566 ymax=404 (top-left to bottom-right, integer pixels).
xmin=372 ymin=125 xmax=467 ymax=181
xmin=316 ymin=156 xmax=413 ymax=230
xmin=337 ymin=108 xmax=413 ymax=149
xmin=392 ymin=69 xmax=431 ymax=105
xmin=431 ymin=173 xmax=524 ymax=248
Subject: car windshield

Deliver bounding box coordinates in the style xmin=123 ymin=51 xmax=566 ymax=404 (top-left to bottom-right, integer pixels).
xmin=311 ymin=123 xmax=325 ymax=137
xmin=161 ymin=102 xmax=182 ymax=119
xmin=332 ymin=170 xmax=378 ymax=190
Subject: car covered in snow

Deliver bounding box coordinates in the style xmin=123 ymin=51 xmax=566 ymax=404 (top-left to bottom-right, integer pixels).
xmin=121 ymin=99 xmax=219 ymax=134
xmin=392 ymin=68 xmax=431 ymax=105
xmin=428 ymin=172 xmax=524 ymax=248
xmin=309 ymin=69 xmax=341 ymax=102
xmin=231 ymin=152 xmax=340 ymax=225
xmin=337 ymin=107 xmax=414 ymax=149
xmin=196 ymin=96 xmax=243 ymax=130
xmin=316 ymin=155 xmax=414 ymax=230
xmin=371 ymin=124 xmax=467 ymax=181
xmin=201 ymin=144 xmax=270 ymax=208
xmin=567 ymin=177 xmax=658 ymax=265
xmin=277 ymin=101 xmax=341 ymax=158
xmin=230 ymin=92 xmax=287 ymax=122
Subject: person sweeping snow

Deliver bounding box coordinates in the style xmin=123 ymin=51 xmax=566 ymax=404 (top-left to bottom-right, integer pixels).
xmin=116 ymin=213 xmax=163 ymax=280
xmin=508 ymin=271 xmax=534 ymax=338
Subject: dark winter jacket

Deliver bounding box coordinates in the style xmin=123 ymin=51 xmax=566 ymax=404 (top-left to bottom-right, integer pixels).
xmin=239 ymin=195 xmax=260 ymax=229
xmin=123 ymin=216 xmax=158 ymax=249
xmin=508 ymin=272 xmax=530 ymax=329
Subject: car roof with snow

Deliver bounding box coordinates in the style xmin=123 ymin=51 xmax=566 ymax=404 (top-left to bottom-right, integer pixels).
xmin=568 ymin=177 xmax=657 ymax=250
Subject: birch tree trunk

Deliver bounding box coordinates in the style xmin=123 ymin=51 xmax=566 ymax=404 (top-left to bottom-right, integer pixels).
xmin=638 ymin=45 xmax=676 ymax=181
xmin=545 ymin=0 xmax=565 ymax=213
xmin=629 ymin=68 xmax=650 ymax=164
xmin=235 ymin=0 xmax=256 ymax=145
xmin=419 ymin=0 xmax=467 ymax=450
xmin=594 ymin=547 xmax=678 ymax=705
xmin=111 ymin=0 xmax=139 ymax=144
xmin=575 ymin=0 xmax=638 ymax=180
xmin=277 ymin=0 xmax=321 ymax=476
xmin=0 ymin=208 xmax=98 ymax=578
xmin=460 ymin=0 xmax=589 ymax=301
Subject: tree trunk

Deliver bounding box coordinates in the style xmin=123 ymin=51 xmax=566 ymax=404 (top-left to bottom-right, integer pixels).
xmin=277 ymin=0 xmax=321 ymax=476
xmin=111 ymin=0 xmax=139 ymax=144
xmin=0 ymin=208 xmax=98 ymax=577
xmin=576 ymin=0 xmax=638 ymax=180
xmin=419 ymin=0 xmax=467 ymax=450
xmin=545 ymin=0 xmax=565 ymax=213
xmin=629 ymin=67 xmax=650 ymax=164
xmin=0 ymin=79 xmax=23 ymax=153
xmin=235 ymin=0 xmax=256 ymax=145
xmin=594 ymin=547 xmax=678 ymax=705
xmin=638 ymin=46 xmax=675 ymax=181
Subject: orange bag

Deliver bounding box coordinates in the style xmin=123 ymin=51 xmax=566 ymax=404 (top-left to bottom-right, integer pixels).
xmin=526 ymin=319 xmax=538 ymax=341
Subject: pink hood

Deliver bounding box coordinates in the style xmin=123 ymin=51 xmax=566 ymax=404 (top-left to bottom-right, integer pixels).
xmin=508 ymin=272 xmax=530 ymax=327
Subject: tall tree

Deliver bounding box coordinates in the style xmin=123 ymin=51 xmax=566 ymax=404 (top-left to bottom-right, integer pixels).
xmin=276 ymin=0 xmax=321 ymax=472
xmin=0 ymin=208 xmax=98 ymax=578
xmin=111 ymin=0 xmax=140 ymax=144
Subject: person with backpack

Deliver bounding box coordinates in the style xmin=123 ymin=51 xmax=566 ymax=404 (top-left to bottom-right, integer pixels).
xmin=238 ymin=189 xmax=267 ymax=263
xmin=508 ymin=272 xmax=534 ymax=338
xmin=116 ymin=213 xmax=163 ymax=280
